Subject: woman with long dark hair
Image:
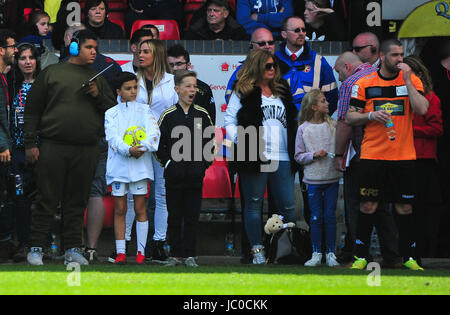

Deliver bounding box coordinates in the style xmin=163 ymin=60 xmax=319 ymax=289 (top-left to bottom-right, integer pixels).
xmin=9 ymin=42 xmax=41 ymax=261
xmin=224 ymin=49 xmax=299 ymax=264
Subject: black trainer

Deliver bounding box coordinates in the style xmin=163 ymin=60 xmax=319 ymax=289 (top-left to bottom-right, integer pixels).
xmin=151 ymin=240 xmax=168 ymax=264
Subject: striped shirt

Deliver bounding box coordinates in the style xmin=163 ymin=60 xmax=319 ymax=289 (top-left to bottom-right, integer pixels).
xmin=337 ymin=63 xmax=378 ymax=120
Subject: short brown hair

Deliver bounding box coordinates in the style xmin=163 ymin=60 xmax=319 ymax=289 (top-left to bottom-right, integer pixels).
xmin=174 ymin=69 xmax=197 ymax=86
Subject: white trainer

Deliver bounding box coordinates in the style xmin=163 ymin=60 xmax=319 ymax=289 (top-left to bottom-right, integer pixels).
xmin=27 ymin=247 xmax=44 ymax=266
xmin=326 ymin=252 xmax=340 ymax=267
xmin=64 ymin=247 xmax=89 ymax=265
xmin=251 ymin=245 xmax=266 ymax=265
xmin=304 ymin=252 xmax=322 ymax=267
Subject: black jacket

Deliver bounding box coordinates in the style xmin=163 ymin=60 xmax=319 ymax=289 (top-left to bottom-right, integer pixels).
xmin=233 ymin=80 xmax=300 ymax=174
xmin=184 ymin=16 xmax=248 ymax=40
xmin=85 ymin=19 xmax=125 ymax=39
xmin=155 ymin=103 xmax=215 ymax=188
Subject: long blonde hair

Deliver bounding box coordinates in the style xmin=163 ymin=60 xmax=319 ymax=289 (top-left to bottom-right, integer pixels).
xmin=136 ymin=39 xmax=171 ymax=104
xmin=298 ymin=89 xmax=335 ymax=129
xmin=234 ymin=49 xmax=287 ymax=98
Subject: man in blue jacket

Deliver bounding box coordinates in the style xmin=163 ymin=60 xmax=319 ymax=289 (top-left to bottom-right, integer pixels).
xmin=236 ymin=0 xmax=294 ymax=39
xmin=276 ymin=16 xmax=338 ymax=114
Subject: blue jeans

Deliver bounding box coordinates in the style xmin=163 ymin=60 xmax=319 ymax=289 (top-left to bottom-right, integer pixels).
xmin=240 ymin=161 xmax=296 ymax=247
xmin=308 ymin=182 xmax=339 ymax=254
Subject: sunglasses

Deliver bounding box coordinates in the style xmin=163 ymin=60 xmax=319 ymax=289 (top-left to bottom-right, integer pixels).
xmin=286 ymin=27 xmax=306 ymax=33
xmin=352 ymin=44 xmax=373 ymax=52
xmin=265 ymin=62 xmax=277 ymax=71
xmin=252 ymin=40 xmax=275 ymax=47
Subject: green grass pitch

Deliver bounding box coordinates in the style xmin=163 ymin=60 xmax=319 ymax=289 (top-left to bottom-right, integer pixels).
xmin=1 ymin=263 xmax=449 ymax=295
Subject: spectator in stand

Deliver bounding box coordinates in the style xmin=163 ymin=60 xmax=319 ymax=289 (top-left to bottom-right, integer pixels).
xmin=185 ymin=0 xmax=248 ymax=40
xmin=167 ymin=44 xmax=216 ymax=125
xmin=136 ymin=39 xmax=178 ymax=263
xmin=0 ymin=29 xmax=18 ymax=263
xmin=124 ymin=0 xmax=183 ymax=38
xmin=17 ymin=10 xmax=52 ymax=40
xmin=225 ymin=27 xmax=290 ymax=104
xmin=276 ymin=16 xmax=338 ymax=114
xmin=7 ymin=43 xmax=41 ymax=262
xmin=236 ymin=0 xmax=294 ymax=40
xmin=20 ymin=0 xmax=74 ymax=51
xmin=303 ymin=0 xmax=347 ymax=41
xmin=404 ymin=55 xmax=443 ymax=262
xmin=122 ymin=29 xmax=154 ymax=74
xmin=139 ymin=24 xmax=160 ymax=40
xmin=17 ymin=10 xmax=59 ymax=70
xmin=352 ymin=32 xmax=381 ymax=67
xmin=224 ymin=49 xmax=299 ymax=265
xmin=84 ymin=0 xmax=124 ymax=39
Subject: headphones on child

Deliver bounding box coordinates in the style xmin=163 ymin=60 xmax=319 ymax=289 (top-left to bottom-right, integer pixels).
xmin=69 ymin=30 xmax=81 ymax=56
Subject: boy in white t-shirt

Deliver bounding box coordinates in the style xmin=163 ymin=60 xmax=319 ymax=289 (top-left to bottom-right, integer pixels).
xmin=105 ymin=72 xmax=160 ymax=264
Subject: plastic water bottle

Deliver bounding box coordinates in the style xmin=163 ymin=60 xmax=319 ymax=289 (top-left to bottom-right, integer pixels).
xmin=370 ymin=229 xmax=381 ymax=258
xmin=385 ymin=118 xmax=396 ymax=141
xmin=50 ymin=233 xmax=58 ymax=256
xmin=15 ymin=175 xmax=23 ymax=196
xmin=224 ymin=232 xmax=234 ymax=256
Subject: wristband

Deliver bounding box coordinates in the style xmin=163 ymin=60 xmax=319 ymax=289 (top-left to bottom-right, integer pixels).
xmin=368 ymin=111 xmax=374 ymax=121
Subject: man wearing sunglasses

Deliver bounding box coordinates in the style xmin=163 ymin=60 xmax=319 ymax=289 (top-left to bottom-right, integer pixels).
xmin=0 ymin=29 xmax=17 ymax=262
xmin=352 ymin=32 xmax=380 ymax=68
xmin=225 ymin=27 xmax=289 ymax=104
xmin=277 ymin=16 xmax=338 ymax=113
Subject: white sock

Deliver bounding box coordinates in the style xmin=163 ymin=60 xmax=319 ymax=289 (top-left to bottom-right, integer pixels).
xmin=136 ymin=220 xmax=148 ymax=255
xmin=116 ymin=240 xmax=126 ymax=255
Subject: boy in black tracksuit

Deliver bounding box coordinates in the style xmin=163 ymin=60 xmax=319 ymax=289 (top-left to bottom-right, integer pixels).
xmin=155 ymin=70 xmax=215 ymax=267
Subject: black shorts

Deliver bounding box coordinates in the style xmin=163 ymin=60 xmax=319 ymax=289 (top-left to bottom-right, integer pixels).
xmin=359 ymin=159 xmax=416 ymax=204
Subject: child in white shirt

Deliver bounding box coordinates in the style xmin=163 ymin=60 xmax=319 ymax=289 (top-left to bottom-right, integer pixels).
xmin=105 ymin=72 xmax=160 ymax=264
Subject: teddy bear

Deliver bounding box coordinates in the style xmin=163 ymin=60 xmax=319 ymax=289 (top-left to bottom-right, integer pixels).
xmin=264 ymin=214 xmax=296 ymax=235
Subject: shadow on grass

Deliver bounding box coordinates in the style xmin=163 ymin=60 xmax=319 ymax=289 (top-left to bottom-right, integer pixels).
xmin=1 ymin=262 xmax=450 ymax=278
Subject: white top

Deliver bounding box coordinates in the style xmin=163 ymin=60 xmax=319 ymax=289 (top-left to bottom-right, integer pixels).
xmin=136 ymin=72 xmax=179 ymax=119
xmin=224 ymin=91 xmax=290 ymax=161
xmin=105 ymin=101 xmax=161 ymax=185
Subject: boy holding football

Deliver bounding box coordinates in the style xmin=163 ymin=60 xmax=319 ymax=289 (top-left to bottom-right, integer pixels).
xmin=105 ymin=72 xmax=160 ymax=264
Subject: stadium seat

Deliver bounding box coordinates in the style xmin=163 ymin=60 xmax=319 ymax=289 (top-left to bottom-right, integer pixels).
xmin=203 ymin=162 xmax=232 ymax=199
xmin=110 ymin=18 xmax=125 ymax=32
xmin=130 ymin=20 xmax=180 ymax=40
xmin=108 ymin=11 xmax=125 ymax=22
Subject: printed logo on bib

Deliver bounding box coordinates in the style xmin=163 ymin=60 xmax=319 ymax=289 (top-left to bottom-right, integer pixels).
xmin=373 ymin=99 xmax=405 ymax=116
